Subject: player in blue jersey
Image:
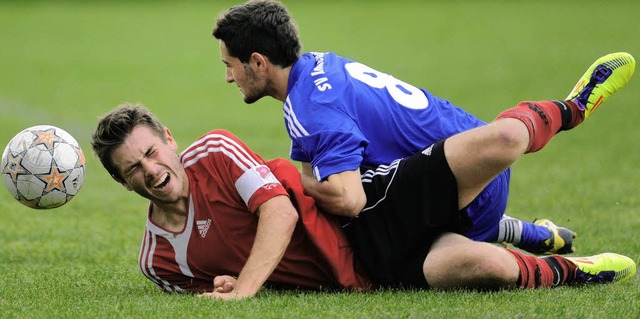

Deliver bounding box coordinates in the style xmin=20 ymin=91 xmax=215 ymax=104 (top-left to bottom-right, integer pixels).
xmin=212 ymin=0 xmax=574 ymax=255
xmin=212 ymin=0 xmax=638 ymax=292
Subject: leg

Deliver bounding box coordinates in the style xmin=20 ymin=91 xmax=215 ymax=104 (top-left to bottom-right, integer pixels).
xmin=447 ymin=51 xmax=635 ymax=210
xmin=423 ymin=232 xmax=636 ymax=290
xmin=445 ymin=118 xmax=529 ymax=209
xmin=423 ymin=232 xmax=519 ymax=289
xmin=424 ymin=52 xmax=637 ymax=289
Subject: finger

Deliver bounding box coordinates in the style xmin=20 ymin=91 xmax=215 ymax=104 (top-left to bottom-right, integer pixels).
xmin=213 ymin=276 xmax=226 ymax=287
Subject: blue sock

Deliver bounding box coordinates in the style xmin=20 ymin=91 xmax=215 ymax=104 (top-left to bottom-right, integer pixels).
xmin=516 ymin=221 xmax=552 ymax=252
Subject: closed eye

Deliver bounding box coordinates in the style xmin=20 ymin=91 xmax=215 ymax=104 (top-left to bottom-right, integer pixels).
xmin=123 ymin=146 xmax=156 ymax=177
xmin=124 ymin=163 xmax=140 ymax=177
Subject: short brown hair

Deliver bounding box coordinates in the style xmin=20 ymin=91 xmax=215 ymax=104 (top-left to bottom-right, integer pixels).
xmin=91 ymin=103 xmax=166 ymax=182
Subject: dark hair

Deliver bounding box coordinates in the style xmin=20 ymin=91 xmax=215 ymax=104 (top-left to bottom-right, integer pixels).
xmin=91 ymin=103 xmax=166 ymax=182
xmin=213 ymin=0 xmax=301 ymax=67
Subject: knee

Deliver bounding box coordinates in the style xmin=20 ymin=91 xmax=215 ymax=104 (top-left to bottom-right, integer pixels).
xmin=469 ymin=255 xmax=518 ymax=287
xmin=490 ymin=119 xmax=530 ymax=163
xmin=424 ymin=244 xmax=518 ymax=289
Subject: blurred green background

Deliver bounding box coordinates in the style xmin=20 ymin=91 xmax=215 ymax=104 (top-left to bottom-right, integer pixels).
xmin=1 ymin=1 xmax=639 ymax=318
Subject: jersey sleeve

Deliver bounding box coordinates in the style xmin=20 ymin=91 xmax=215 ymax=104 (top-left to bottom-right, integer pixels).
xmin=181 ymin=129 xmax=289 ymax=213
xmin=286 ymin=101 xmax=367 ymax=181
xmin=285 ymin=52 xmax=372 ymax=181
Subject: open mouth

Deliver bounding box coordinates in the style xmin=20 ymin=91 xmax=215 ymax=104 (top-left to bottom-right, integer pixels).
xmin=153 ymin=172 xmax=170 ymax=189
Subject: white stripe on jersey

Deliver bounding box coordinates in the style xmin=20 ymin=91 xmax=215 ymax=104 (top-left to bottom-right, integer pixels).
xmin=284 ymin=96 xmax=309 ymax=138
xmin=148 ymin=232 xmax=175 ymax=292
xmin=170 ymin=198 xmax=195 ymax=278
xmin=360 ymin=160 xmax=400 ymax=213
xmin=181 ymin=133 xmax=259 ymax=171
xmin=173 ymin=285 xmax=186 ymax=293
xmin=139 ymin=230 xmax=161 ymax=287
xmin=139 ymin=198 xmax=197 ymax=292
xmin=139 ymin=231 xmax=188 ymax=293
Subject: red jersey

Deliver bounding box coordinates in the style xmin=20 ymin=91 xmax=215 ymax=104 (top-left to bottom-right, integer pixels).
xmin=138 ymin=129 xmax=370 ymax=293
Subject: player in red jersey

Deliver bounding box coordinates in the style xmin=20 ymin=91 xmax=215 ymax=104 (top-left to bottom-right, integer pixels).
xmin=91 ymin=104 xmax=370 ymax=296
xmin=91 ymin=99 xmax=635 ymax=301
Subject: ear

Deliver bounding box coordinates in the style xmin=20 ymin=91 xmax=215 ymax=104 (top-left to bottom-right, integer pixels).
xmin=250 ymin=52 xmax=269 ymax=71
xmin=164 ymin=127 xmax=178 ymax=151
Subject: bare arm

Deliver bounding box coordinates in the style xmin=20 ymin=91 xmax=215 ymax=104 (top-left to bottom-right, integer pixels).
xmin=300 ymin=163 xmax=366 ymax=218
xmin=200 ymin=195 xmax=298 ymax=300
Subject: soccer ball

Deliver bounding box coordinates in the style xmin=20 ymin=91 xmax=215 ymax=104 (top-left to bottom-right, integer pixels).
xmin=1 ymin=125 xmax=86 ymax=209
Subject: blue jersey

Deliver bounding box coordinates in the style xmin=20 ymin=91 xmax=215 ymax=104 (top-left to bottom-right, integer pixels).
xmin=285 ymin=52 xmax=486 ymax=180
xmin=284 ymin=52 xmax=510 ymax=242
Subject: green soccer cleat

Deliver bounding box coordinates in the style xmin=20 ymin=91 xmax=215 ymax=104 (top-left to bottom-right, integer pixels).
xmin=534 ymin=219 xmax=576 ymax=255
xmin=566 ymin=52 xmax=635 ymax=119
xmin=567 ymin=253 xmax=636 ymax=285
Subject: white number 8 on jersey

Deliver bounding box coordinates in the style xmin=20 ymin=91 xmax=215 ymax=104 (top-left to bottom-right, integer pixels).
xmin=345 ymin=62 xmax=429 ymax=110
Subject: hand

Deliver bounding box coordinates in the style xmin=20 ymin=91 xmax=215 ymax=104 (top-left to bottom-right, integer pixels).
xmin=198 ymin=276 xmax=251 ymax=301
xmin=213 ymin=275 xmax=236 ymax=293
xmin=199 ymin=195 xmax=296 ymax=302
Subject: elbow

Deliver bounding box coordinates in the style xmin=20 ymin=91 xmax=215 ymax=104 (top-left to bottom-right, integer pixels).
xmin=331 ymin=194 xmax=365 ymax=218
xmin=342 ymin=200 xmax=364 ymax=218
xmin=342 ymin=209 xmax=361 ymax=219
xmin=285 ymin=207 xmax=299 ymax=227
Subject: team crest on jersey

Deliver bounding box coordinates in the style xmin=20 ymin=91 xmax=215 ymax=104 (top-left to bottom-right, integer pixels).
xmin=196 ymin=219 xmax=211 ymax=238
xmin=255 ymin=166 xmax=272 ymax=179
xmin=252 ymin=165 xmax=278 ymax=183
xmin=253 ymin=166 xmax=279 ymax=190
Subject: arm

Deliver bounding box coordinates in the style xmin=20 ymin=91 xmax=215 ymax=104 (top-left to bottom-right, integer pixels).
xmin=200 ymin=195 xmax=298 ymax=300
xmin=300 ymin=163 xmax=366 ymax=218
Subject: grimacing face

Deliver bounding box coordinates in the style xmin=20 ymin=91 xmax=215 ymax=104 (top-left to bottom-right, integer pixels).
xmin=219 ymin=40 xmax=267 ymax=104
xmin=110 ymin=125 xmax=188 ymax=204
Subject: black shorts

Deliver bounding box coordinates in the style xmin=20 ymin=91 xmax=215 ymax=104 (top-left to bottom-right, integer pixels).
xmin=341 ymin=139 xmax=471 ymax=289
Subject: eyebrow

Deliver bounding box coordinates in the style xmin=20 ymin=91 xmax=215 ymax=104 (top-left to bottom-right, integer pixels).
xmin=124 ymin=146 xmax=154 ymax=174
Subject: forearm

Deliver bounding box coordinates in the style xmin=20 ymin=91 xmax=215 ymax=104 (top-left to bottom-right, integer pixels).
xmin=233 ymin=196 xmax=298 ymax=297
xmin=301 ymin=173 xmax=352 ymax=216
xmin=300 ymin=163 xmax=365 ymax=217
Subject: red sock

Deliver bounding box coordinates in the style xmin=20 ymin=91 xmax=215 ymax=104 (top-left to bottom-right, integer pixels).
xmin=506 ymin=249 xmax=577 ymax=288
xmin=495 ymin=100 xmax=584 ymax=153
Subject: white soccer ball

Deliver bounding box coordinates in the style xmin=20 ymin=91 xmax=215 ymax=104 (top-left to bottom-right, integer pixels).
xmin=1 ymin=125 xmax=86 ymax=209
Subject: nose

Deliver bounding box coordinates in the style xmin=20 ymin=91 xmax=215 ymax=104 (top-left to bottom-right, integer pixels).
xmin=225 ymin=69 xmax=234 ymax=83
xmin=142 ymin=160 xmax=162 ymax=184
xmin=140 ymin=159 xmax=156 ymax=176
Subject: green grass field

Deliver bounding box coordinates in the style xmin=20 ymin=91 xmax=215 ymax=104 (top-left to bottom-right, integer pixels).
xmin=1 ymin=1 xmax=639 ymax=318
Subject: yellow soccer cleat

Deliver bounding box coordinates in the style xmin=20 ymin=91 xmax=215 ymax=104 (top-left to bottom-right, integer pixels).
xmin=566 ymin=52 xmax=635 ymax=119
xmin=566 ymin=253 xmax=636 ymax=285
xmin=534 ymin=219 xmax=576 ymax=254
